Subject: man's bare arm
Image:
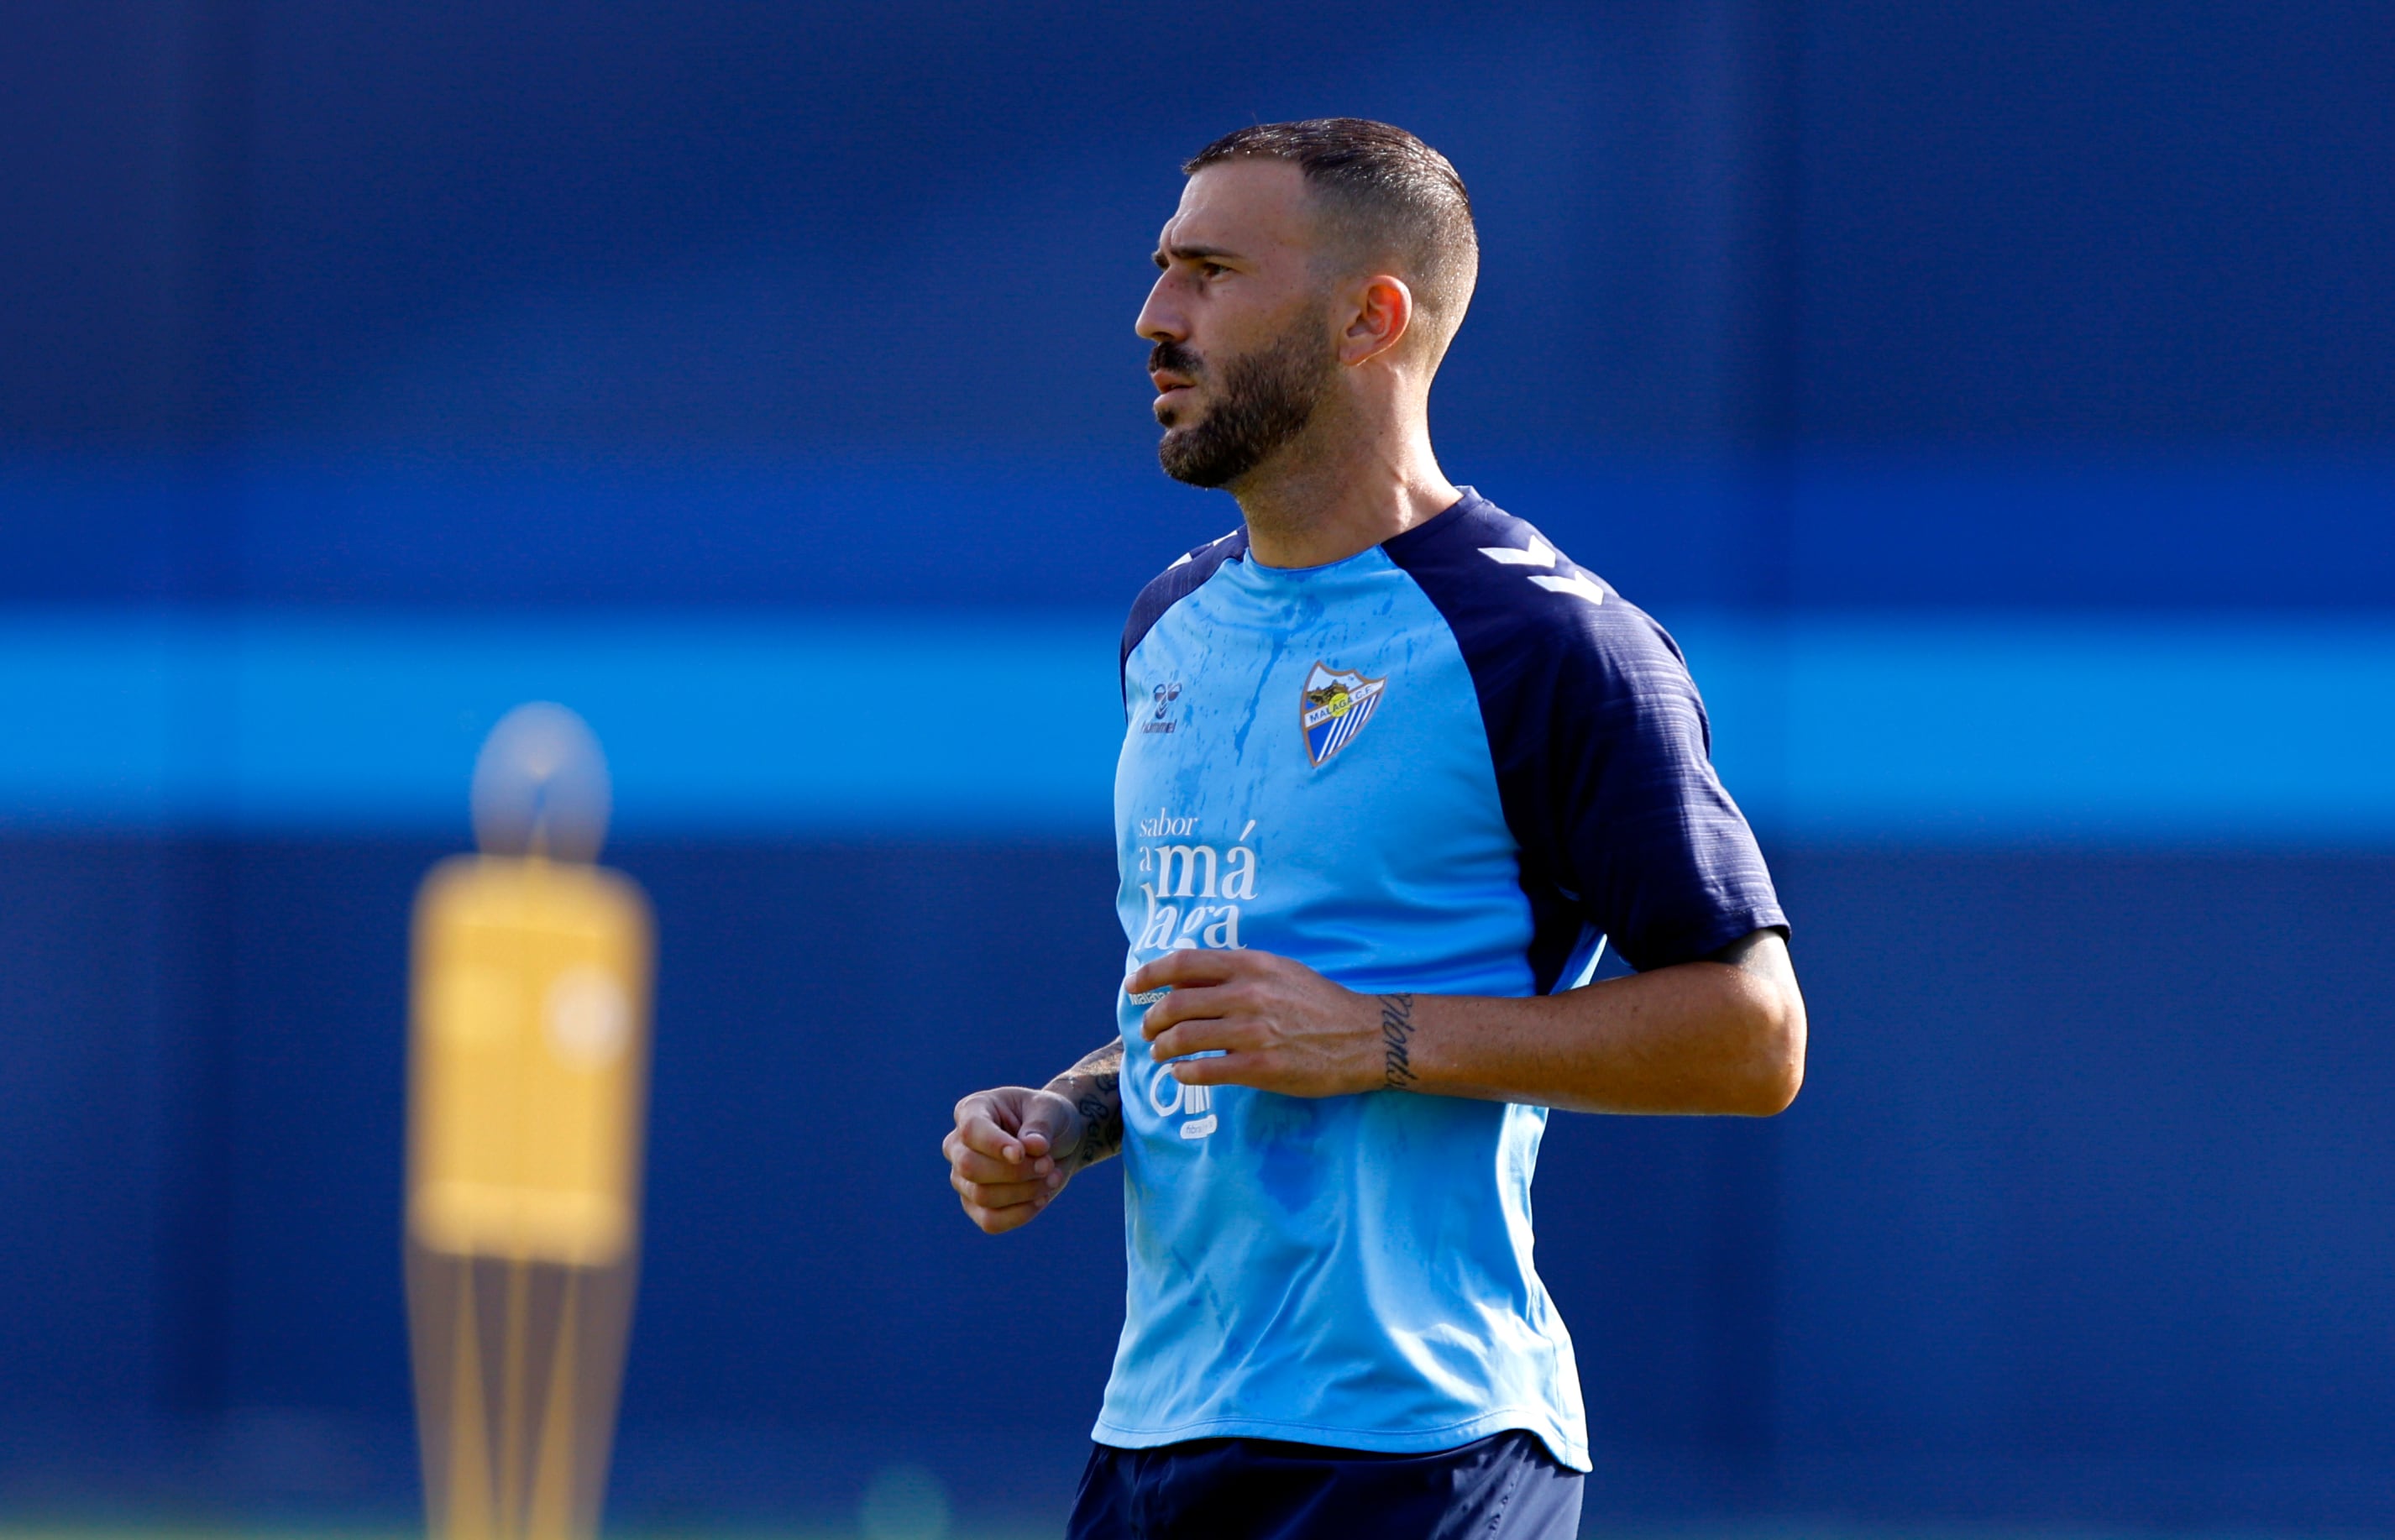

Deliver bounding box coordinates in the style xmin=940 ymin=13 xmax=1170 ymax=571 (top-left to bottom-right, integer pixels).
xmin=1131 ymin=930 xmax=1804 ymax=1117
xmin=945 ymin=1037 xmax=1125 ymax=1234
xmin=1042 ymin=1038 xmax=1126 ymax=1173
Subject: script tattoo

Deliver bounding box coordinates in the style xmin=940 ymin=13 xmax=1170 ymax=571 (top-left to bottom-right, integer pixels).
xmin=1047 ymin=1038 xmax=1126 ymax=1174
xmin=1378 ymin=993 xmax=1419 ymax=1091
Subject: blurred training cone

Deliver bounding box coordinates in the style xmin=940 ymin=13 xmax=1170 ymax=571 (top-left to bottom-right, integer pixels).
xmin=407 ymin=704 xmax=653 ymax=1540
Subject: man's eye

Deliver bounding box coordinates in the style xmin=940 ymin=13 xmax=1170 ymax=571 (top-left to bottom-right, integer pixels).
xmin=1199 ymin=262 xmax=1227 ymax=278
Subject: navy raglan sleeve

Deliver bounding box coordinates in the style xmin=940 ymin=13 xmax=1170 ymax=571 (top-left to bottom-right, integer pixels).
xmin=1386 ymin=493 xmax=1785 ymax=979
xmin=1538 ymin=607 xmax=1785 ymax=971
xmin=1119 ymin=529 xmax=1248 ymax=716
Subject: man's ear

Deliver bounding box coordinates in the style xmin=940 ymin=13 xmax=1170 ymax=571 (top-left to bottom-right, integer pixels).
xmin=1339 ymin=275 xmax=1414 ymax=366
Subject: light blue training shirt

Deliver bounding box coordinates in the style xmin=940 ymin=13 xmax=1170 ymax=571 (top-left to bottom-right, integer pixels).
xmin=1096 ymin=490 xmax=1786 ymax=1471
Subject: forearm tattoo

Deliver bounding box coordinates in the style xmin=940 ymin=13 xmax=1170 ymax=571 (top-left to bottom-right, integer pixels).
xmin=1045 ymin=1038 xmax=1126 ymax=1173
xmin=1379 ymin=993 xmax=1419 ymax=1090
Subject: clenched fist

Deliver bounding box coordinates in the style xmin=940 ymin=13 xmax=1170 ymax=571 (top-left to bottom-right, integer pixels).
xmin=945 ymin=1085 xmax=1083 ymax=1234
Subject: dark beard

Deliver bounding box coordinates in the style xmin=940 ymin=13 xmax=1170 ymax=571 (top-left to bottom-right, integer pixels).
xmin=1154 ymin=321 xmax=1332 ymax=489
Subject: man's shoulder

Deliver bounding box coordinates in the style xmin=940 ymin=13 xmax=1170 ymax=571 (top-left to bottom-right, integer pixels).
xmin=1385 ymin=490 xmax=1688 ymax=694
xmin=1120 ymin=527 xmax=1249 ymax=670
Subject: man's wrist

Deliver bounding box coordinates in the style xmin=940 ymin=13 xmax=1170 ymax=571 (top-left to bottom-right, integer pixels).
xmin=1374 ymin=991 xmax=1421 ymax=1092
xmin=1044 ymin=1075 xmax=1124 ymax=1173
xmin=1037 ymin=1076 xmax=1091 ymax=1150
xmin=1027 ymin=1038 xmax=1127 ymax=1172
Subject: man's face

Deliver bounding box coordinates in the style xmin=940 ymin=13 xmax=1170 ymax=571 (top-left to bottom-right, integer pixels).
xmin=1136 ymin=161 xmax=1339 ymax=489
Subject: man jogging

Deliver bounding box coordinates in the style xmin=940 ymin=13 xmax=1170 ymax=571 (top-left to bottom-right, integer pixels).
xmin=943 ymin=118 xmax=1806 ymax=1539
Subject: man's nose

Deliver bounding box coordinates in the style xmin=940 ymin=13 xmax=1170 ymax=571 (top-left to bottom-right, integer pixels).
xmin=1135 ymin=275 xmax=1185 ymax=344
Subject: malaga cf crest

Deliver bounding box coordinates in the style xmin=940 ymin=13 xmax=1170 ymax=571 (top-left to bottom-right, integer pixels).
xmin=1300 ymin=661 xmax=1387 ymax=767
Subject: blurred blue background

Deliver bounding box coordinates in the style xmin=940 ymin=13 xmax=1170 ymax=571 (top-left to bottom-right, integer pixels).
xmin=3 ymin=0 xmax=2392 ymax=1532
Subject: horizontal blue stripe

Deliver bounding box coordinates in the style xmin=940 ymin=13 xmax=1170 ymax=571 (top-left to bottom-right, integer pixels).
xmin=0 ymin=608 xmax=2387 ymax=845
xmin=1673 ymin=614 xmax=2395 ymax=846
xmin=0 ymin=610 xmax=1124 ymax=839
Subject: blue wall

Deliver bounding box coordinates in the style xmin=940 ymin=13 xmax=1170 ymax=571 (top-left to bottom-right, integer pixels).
xmin=8 ymin=0 xmax=2393 ymax=609
xmin=6 ymin=841 xmax=2392 ymax=1526
xmin=2 ymin=0 xmax=2392 ymax=1528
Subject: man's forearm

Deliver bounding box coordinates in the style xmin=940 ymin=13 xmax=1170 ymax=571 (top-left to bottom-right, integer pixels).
xmin=1397 ymin=933 xmax=1804 ymax=1116
xmin=1135 ymin=929 xmax=1805 ymax=1116
xmin=1043 ymin=1038 xmax=1126 ymax=1171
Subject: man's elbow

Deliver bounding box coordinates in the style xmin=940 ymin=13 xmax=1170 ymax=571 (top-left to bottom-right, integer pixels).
xmin=1731 ymin=981 xmax=1806 ymax=1117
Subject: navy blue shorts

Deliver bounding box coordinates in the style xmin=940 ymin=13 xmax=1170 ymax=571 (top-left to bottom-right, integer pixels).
xmin=1066 ymin=1430 xmax=1583 ymax=1539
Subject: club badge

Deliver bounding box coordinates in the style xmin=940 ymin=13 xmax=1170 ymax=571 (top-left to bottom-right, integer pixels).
xmin=1300 ymin=661 xmax=1387 ymax=767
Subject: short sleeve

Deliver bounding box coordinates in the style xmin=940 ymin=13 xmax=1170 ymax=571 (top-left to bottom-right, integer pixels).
xmin=1119 ymin=529 xmax=1248 ymax=716
xmin=1538 ymin=618 xmax=1784 ymax=971
xmin=1383 ymin=490 xmax=1785 ymax=983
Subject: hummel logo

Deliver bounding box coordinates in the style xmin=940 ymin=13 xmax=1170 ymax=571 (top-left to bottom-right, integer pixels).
xmin=1480 ymin=535 xmax=1606 ymax=605
xmin=1478 ymin=536 xmax=1557 ymax=568
xmin=1167 ymin=530 xmax=1241 ymax=571
xmin=1528 ymin=574 xmax=1607 ymax=605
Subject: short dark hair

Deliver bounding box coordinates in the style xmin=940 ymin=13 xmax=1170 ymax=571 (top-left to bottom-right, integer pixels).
xmin=1185 ymin=118 xmax=1478 ymax=355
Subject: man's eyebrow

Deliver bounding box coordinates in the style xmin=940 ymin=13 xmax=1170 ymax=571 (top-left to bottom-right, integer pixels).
xmin=1154 ymin=243 xmax=1243 ymax=269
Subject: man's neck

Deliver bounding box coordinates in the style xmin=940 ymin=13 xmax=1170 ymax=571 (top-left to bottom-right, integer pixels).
xmin=1231 ymin=409 xmax=1460 ymax=568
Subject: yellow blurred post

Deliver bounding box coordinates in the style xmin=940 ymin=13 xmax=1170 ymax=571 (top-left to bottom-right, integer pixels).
xmin=407 ymin=705 xmax=652 ymax=1540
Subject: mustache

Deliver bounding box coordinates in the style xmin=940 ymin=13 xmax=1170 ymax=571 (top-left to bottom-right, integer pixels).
xmin=1148 ymin=341 xmax=1203 ymax=380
